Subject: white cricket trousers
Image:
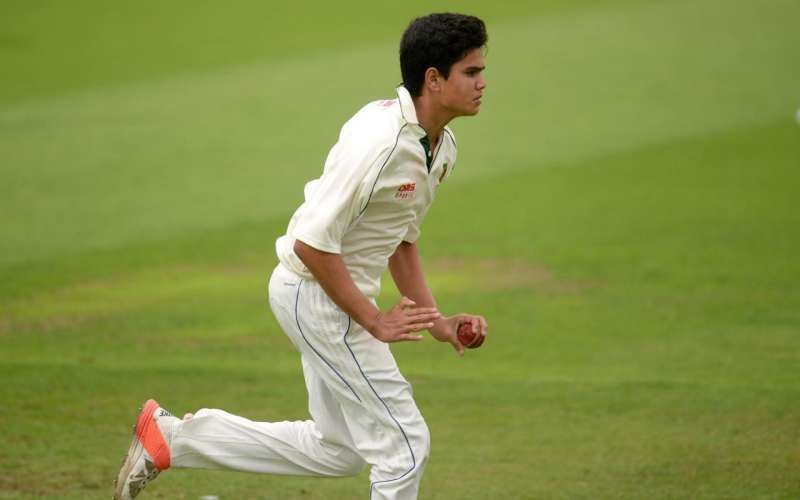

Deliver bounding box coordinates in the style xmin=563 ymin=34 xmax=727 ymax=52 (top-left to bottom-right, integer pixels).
xmin=168 ymin=263 xmax=431 ymax=499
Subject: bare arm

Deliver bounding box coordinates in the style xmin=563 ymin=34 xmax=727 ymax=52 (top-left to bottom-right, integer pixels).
xmin=294 ymin=239 xmax=440 ymax=343
xmin=388 ymin=241 xmax=488 ymax=354
xmin=388 ymin=241 xmax=438 ymax=311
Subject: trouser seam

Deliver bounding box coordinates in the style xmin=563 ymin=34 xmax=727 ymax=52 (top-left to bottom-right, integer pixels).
xmin=343 ymin=322 xmax=417 ymax=499
xmin=293 ymin=279 xmax=363 ymax=403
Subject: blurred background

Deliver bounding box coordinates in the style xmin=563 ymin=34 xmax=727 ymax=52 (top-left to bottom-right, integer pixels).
xmin=1 ymin=1 xmax=798 ymax=498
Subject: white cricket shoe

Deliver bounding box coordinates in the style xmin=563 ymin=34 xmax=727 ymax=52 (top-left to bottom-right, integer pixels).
xmin=113 ymin=399 xmax=174 ymax=499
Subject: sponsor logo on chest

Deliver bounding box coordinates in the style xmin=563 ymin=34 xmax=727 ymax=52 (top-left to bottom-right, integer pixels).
xmin=395 ymin=182 xmax=416 ymax=200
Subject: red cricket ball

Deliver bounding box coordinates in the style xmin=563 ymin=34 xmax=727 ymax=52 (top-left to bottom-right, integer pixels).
xmin=457 ymin=321 xmax=484 ymax=349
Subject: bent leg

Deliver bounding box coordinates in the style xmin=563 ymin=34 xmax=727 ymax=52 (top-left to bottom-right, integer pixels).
xmin=338 ymin=323 xmax=430 ymax=500
xmin=170 ymin=264 xmax=431 ymax=499
xmin=169 ymin=404 xmax=364 ymax=477
xmin=167 ymin=266 xmax=368 ymax=477
xmin=275 ymin=267 xmax=431 ymax=499
xmin=169 ymin=354 xmax=366 ymax=476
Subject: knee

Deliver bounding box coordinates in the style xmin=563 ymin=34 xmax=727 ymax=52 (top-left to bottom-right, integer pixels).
xmin=400 ymin=416 xmax=430 ymax=472
xmin=343 ymin=456 xmax=368 ymax=476
xmin=333 ymin=446 xmax=367 ymax=476
xmin=413 ymin=419 xmax=431 ymax=462
xmin=381 ymin=417 xmax=430 ymax=483
xmin=316 ymin=433 xmax=367 ymax=477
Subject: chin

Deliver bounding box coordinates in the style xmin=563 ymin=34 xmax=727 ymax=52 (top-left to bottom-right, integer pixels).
xmin=450 ymin=103 xmax=481 ymax=118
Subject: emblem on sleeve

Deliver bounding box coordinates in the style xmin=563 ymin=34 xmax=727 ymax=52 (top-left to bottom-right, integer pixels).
xmin=395 ymin=182 xmax=417 ymax=199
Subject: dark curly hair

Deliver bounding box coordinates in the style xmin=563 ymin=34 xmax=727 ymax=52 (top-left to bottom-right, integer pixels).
xmin=400 ymin=13 xmax=488 ymax=97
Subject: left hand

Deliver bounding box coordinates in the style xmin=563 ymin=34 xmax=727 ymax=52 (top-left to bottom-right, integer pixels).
xmin=429 ymin=314 xmax=488 ymax=356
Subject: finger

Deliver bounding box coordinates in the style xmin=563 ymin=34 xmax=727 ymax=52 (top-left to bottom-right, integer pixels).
xmin=471 ymin=317 xmax=480 ymax=335
xmin=393 ymin=333 xmax=424 ymax=342
xmin=405 ymin=311 xmax=441 ymax=323
xmin=404 ymin=321 xmax=435 ymax=333
xmin=453 ymin=339 xmax=464 ymax=356
xmin=399 ymin=296 xmax=416 ymax=309
xmin=478 ymin=316 xmax=488 ymax=335
xmin=467 ymin=328 xmax=483 ymax=348
xmin=404 ymin=307 xmax=440 ymax=317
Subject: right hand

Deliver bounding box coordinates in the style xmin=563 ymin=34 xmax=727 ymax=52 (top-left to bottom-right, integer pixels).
xmin=368 ymin=297 xmax=441 ymax=343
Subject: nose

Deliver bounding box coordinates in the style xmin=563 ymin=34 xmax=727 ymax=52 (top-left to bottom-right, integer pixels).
xmin=476 ymin=75 xmax=486 ymax=91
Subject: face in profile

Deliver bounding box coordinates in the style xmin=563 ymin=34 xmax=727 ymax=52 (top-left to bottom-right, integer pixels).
xmin=439 ymin=48 xmax=487 ymax=117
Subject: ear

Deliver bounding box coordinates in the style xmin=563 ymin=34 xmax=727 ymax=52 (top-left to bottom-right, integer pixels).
xmin=423 ymin=67 xmax=443 ymax=93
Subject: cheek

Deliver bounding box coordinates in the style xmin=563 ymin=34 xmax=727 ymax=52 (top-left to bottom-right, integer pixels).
xmin=449 ymin=78 xmax=471 ymax=98
xmin=442 ymin=77 xmax=473 ymax=106
xmin=463 ymin=77 xmax=478 ymax=93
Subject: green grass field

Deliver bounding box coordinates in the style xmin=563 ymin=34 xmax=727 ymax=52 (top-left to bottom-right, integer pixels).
xmin=2 ymin=0 xmax=799 ymax=498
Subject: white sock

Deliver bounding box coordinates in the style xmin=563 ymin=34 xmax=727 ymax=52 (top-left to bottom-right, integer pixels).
xmin=154 ymin=408 xmax=181 ymax=446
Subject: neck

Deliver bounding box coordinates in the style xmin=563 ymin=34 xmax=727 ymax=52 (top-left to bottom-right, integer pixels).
xmin=412 ymin=94 xmax=452 ymax=144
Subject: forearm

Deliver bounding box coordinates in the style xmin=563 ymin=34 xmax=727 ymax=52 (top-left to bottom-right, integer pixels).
xmin=388 ymin=241 xmax=437 ymax=308
xmin=294 ymin=240 xmax=380 ymax=332
xmin=389 ymin=241 xmax=452 ymax=338
xmin=388 ymin=242 xmax=488 ymax=351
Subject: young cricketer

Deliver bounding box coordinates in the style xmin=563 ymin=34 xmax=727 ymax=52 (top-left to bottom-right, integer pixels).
xmin=114 ymin=13 xmax=489 ymax=500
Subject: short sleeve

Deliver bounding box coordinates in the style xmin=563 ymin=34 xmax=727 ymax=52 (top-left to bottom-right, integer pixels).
xmin=292 ymin=131 xmax=390 ymax=253
xmin=402 ymin=204 xmax=430 ymax=244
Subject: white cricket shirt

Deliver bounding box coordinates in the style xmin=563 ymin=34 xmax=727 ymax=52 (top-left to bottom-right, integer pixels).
xmin=275 ymin=85 xmax=457 ymax=298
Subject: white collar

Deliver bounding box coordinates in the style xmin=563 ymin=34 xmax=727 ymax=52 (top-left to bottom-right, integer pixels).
xmin=396 ymin=85 xmax=419 ymax=126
